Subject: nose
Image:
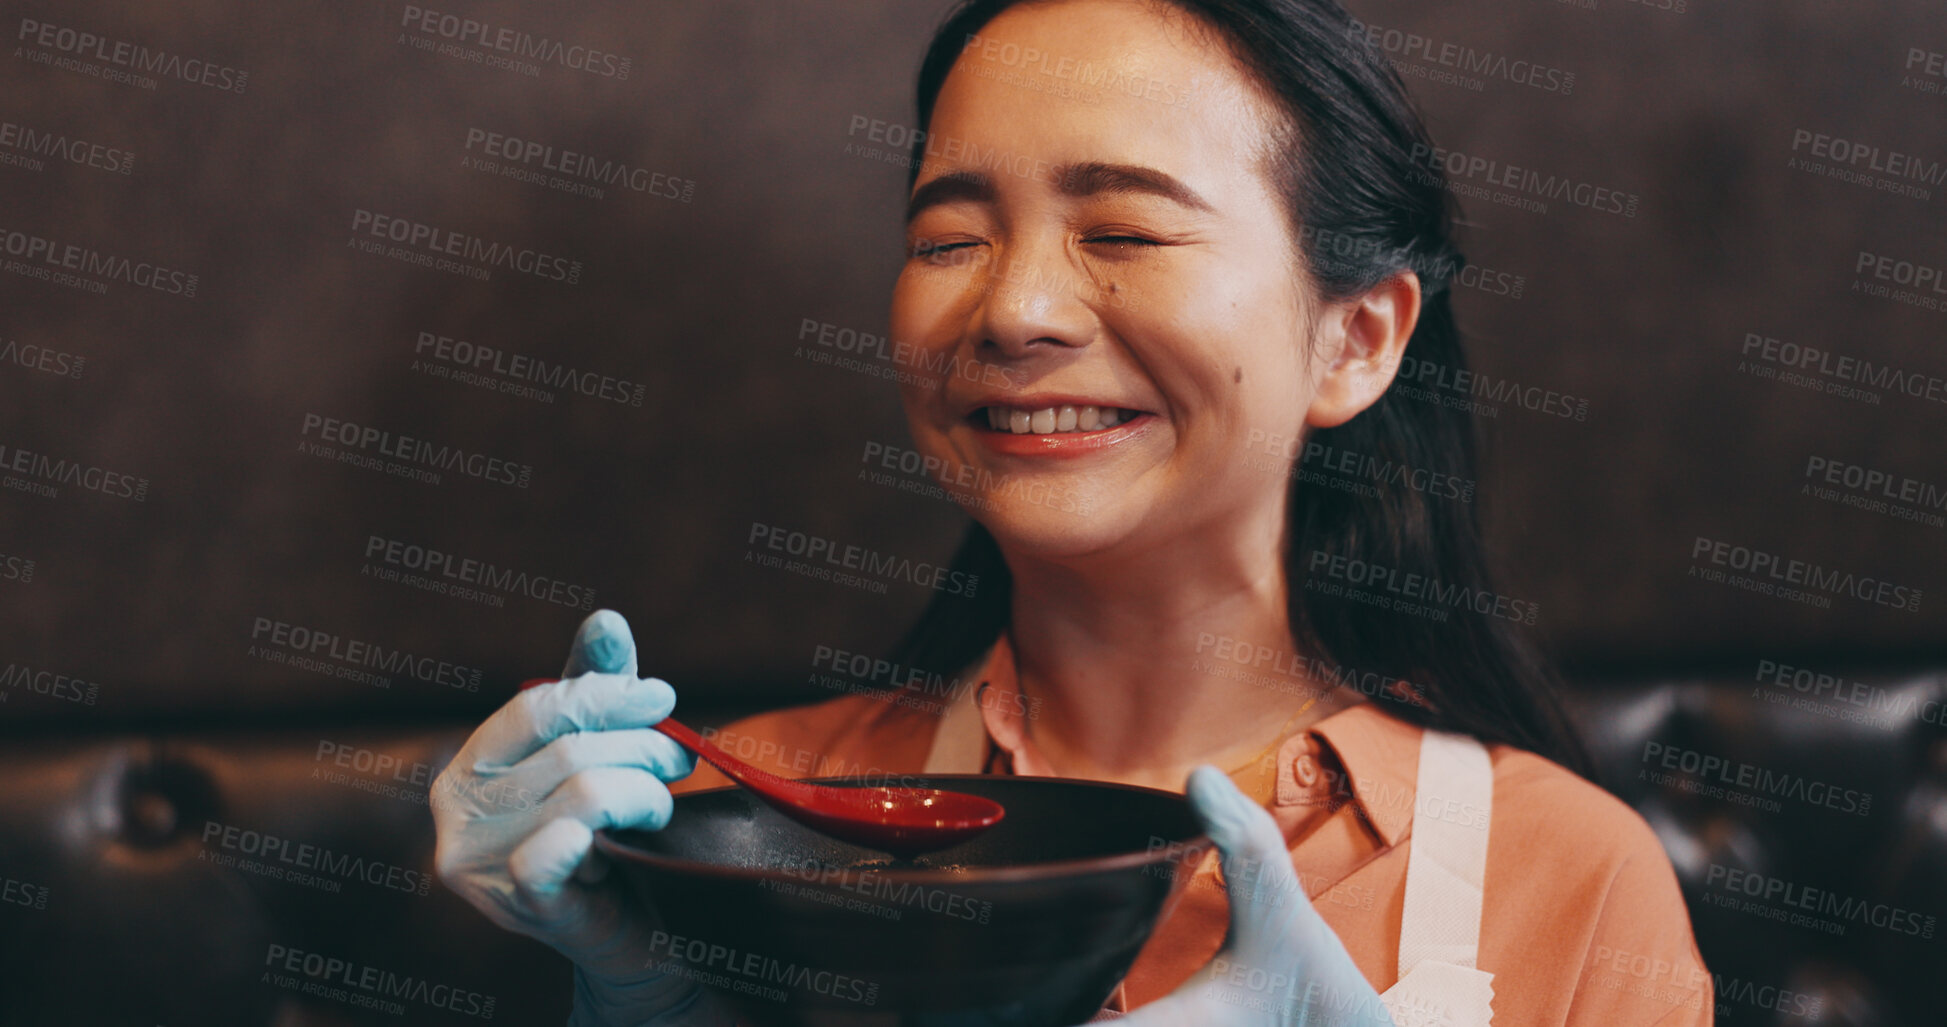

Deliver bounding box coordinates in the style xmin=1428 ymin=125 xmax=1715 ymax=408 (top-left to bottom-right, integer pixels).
xmin=974 ymin=234 xmax=1099 ymax=362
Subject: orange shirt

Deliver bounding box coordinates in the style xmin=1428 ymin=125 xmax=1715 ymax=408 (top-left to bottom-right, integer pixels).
xmin=674 ymin=634 xmax=1714 ymax=1025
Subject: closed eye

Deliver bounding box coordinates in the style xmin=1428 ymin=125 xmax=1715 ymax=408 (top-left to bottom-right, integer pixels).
xmin=1085 ymin=235 xmax=1161 ymax=248
xmin=910 ymin=239 xmax=981 ymax=263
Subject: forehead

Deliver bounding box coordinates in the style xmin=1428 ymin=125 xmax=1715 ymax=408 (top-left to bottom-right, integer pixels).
xmin=922 ymin=0 xmax=1283 ymax=200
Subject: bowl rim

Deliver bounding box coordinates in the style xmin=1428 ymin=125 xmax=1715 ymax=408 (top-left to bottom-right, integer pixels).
xmin=592 ymin=773 xmax=1216 ymax=885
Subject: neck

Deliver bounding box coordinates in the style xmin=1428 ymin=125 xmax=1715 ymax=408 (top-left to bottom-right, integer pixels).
xmin=1002 ymin=514 xmax=1361 ymax=791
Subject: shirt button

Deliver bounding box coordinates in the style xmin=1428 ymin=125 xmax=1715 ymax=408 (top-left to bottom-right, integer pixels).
xmin=1293 ymin=753 xmax=1319 ymax=786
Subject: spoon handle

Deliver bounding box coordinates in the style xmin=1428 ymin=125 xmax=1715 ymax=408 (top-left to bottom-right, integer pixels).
xmin=518 ymin=678 xmax=805 ymax=798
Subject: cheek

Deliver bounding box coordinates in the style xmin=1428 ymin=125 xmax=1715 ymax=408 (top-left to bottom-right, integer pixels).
xmin=891 ymin=273 xmax=973 ymax=356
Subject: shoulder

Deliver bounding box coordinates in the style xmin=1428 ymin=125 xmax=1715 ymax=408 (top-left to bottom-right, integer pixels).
xmin=1479 ymin=744 xmax=1713 ymax=1022
xmin=1484 ymin=743 xmax=1694 ymax=916
xmin=671 ymin=690 xmax=944 ymax=794
xmin=1485 ymin=745 xmax=1672 ymax=878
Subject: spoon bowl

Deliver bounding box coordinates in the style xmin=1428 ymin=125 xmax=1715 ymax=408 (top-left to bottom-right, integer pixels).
xmin=520 ymin=678 xmax=1005 ymax=856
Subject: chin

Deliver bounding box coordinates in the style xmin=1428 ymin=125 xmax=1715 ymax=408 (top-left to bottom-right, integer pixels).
xmin=962 ymin=489 xmax=1136 ymax=560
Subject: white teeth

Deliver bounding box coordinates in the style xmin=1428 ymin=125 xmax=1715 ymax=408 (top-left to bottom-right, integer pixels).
xmin=985 ymin=405 xmax=1135 ymax=435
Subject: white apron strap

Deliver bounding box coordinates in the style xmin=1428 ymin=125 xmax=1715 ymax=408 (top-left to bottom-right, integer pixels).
xmin=1378 ymin=729 xmax=1496 ymax=1027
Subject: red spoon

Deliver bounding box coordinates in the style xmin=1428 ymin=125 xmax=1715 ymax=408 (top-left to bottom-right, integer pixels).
xmin=521 ymin=678 xmax=1005 ymax=858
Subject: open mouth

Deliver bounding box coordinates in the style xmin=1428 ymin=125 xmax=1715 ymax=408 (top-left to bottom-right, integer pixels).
xmin=971 ymin=405 xmax=1150 ymax=436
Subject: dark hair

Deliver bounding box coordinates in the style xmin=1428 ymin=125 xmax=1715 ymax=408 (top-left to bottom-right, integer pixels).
xmin=889 ymin=0 xmax=1596 ymax=782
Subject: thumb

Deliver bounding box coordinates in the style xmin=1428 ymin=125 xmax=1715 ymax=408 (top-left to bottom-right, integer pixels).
xmin=1185 ymin=764 xmax=1315 ymax=956
xmin=562 ymin=609 xmax=639 ymax=678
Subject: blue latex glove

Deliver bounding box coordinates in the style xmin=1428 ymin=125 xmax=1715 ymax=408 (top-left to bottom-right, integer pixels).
xmin=431 ymin=610 xmax=731 ymax=1027
xmin=1089 ymin=765 xmax=1398 ymax=1027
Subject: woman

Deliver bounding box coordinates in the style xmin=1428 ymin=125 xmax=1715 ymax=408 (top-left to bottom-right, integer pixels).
xmin=433 ymin=1 xmax=1714 ymax=1024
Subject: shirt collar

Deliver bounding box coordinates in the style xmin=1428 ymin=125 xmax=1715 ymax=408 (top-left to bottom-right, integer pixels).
xmin=964 ymin=630 xmax=1421 ymax=849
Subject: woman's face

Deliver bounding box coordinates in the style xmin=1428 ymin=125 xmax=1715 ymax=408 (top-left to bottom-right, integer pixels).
xmin=892 ymin=0 xmax=1401 ymax=559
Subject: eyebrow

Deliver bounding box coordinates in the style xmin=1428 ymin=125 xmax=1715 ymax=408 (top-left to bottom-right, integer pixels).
xmin=904 ymin=160 xmax=1215 ymax=223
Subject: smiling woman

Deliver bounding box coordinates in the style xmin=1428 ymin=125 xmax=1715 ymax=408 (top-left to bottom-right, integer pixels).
xmin=433 ymin=1 xmax=1715 ymax=1025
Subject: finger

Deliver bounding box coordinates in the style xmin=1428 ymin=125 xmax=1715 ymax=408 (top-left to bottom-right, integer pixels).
xmin=574 ymin=848 xmax=611 ymax=885
xmin=459 ymin=673 xmax=679 ymax=770
xmin=508 ymin=767 xmax=676 ymax=902
xmin=562 ymin=609 xmax=639 ymax=678
xmin=1185 ymin=764 xmax=1317 ymax=956
xmin=507 ymin=728 xmax=696 ymax=796
xmin=541 ymin=765 xmax=678 ymax=837
xmin=508 ymin=816 xmax=599 ymax=904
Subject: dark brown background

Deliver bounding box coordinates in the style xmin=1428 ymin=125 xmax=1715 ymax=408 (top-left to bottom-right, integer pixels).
xmin=2 ymin=0 xmax=1942 ymax=717
xmin=3 ymin=3 xmax=1945 ymax=1025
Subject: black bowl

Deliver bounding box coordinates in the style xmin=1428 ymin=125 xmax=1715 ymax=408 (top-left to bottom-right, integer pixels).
xmin=594 ymin=774 xmax=1213 ymax=1026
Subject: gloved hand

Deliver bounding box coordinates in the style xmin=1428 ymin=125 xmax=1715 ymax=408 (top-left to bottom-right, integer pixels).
xmin=431 ymin=609 xmax=730 ymax=1027
xmin=1088 ymin=765 xmax=1397 ymax=1027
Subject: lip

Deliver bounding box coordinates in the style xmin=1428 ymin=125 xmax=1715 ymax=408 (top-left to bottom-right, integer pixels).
xmin=969 ymin=410 xmax=1159 ymax=457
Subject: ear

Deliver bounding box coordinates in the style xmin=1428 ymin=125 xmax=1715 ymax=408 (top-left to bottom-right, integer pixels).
xmin=1303 ymin=271 xmax=1422 ymax=429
